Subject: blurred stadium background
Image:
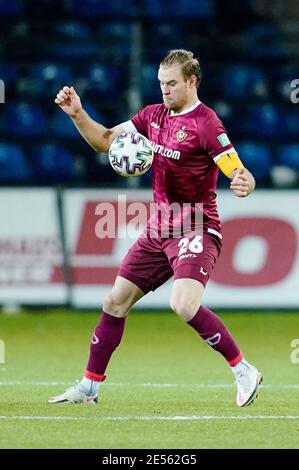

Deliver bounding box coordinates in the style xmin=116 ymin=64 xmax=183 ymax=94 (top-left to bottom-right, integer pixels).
xmin=0 ymin=0 xmax=299 ymax=450
xmin=1 ymin=0 xmax=299 ymax=189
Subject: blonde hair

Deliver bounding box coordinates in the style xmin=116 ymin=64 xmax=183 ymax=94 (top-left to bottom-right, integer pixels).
xmin=160 ymin=49 xmax=201 ymax=88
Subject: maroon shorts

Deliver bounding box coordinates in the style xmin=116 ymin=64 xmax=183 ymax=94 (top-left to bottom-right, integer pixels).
xmin=118 ymin=227 xmax=222 ymax=294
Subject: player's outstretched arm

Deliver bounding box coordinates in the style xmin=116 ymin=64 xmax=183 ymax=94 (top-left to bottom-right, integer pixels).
xmin=55 ymin=86 xmax=124 ymax=152
xmin=229 ymin=167 xmax=256 ymax=197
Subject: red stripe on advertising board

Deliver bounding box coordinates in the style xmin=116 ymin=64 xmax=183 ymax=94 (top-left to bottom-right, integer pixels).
xmin=51 ymin=266 xmax=65 ymax=283
xmin=71 ymin=267 xmax=118 ymax=285
xmin=52 ymin=266 xmax=117 ymax=285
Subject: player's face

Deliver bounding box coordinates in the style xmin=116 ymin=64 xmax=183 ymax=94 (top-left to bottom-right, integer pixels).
xmin=158 ymin=64 xmax=192 ymax=112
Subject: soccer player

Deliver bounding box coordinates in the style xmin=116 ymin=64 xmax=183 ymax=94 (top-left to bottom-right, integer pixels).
xmin=49 ymin=49 xmax=262 ymax=407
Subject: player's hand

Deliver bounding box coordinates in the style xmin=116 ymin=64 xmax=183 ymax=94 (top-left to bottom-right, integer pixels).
xmin=230 ymin=168 xmax=250 ymax=197
xmin=54 ymin=86 xmax=82 ymax=118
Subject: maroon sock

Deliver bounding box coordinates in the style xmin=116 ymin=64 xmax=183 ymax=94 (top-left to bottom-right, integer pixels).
xmin=85 ymin=312 xmax=126 ymax=377
xmin=187 ymin=305 xmax=242 ymax=364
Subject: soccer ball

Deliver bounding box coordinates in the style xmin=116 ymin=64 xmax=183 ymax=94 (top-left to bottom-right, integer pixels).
xmin=108 ymin=132 xmax=154 ymax=177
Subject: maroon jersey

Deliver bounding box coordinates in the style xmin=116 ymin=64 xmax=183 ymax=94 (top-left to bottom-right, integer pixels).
xmin=124 ymin=101 xmax=234 ymax=234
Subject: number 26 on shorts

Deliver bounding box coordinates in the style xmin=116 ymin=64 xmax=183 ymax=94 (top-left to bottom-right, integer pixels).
xmin=178 ymin=235 xmax=203 ymax=256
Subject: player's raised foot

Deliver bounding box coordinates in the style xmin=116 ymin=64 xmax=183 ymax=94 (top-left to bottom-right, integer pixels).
xmin=235 ymin=367 xmax=263 ymax=407
xmin=48 ymin=381 xmax=98 ymax=404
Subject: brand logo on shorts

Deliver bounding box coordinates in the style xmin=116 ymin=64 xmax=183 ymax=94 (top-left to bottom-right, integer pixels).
xmin=200 ymin=267 xmax=208 ymax=276
xmin=91 ymin=333 xmax=100 ymax=344
xmin=176 ymin=127 xmax=188 ymax=142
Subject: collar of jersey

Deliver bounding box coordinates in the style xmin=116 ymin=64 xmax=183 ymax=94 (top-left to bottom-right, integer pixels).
xmin=169 ymin=100 xmax=201 ymax=117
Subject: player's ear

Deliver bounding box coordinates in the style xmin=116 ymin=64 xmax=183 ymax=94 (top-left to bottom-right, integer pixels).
xmin=188 ymin=75 xmax=197 ymax=87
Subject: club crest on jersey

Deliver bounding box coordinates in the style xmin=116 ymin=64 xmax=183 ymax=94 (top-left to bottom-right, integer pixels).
xmin=176 ymin=128 xmax=188 ymax=143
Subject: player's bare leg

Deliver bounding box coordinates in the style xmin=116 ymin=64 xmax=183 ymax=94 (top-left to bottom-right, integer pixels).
xmin=102 ymin=275 xmax=145 ymax=318
xmin=48 ymin=276 xmax=144 ymax=404
xmin=170 ymin=278 xmax=262 ymax=406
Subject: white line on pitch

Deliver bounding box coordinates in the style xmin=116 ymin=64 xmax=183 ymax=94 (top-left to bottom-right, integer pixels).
xmin=0 ymin=381 xmax=298 ymax=389
xmin=0 ymin=415 xmax=299 ymax=422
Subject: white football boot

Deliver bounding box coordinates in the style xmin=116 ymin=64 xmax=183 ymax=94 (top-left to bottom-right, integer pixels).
xmin=48 ymin=381 xmax=98 ymax=404
xmin=235 ymin=367 xmax=263 ymax=407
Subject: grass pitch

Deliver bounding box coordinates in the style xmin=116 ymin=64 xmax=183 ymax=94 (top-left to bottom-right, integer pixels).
xmin=0 ymin=309 xmax=298 ymax=449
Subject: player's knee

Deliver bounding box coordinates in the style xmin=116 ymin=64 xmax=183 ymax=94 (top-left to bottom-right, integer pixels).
xmin=170 ymin=297 xmax=200 ymax=322
xmin=103 ymin=292 xmax=127 ymax=318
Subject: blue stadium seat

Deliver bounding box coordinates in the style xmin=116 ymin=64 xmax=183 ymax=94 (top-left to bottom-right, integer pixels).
xmin=100 ymin=21 xmax=131 ymax=41
xmin=144 ymin=23 xmax=185 ymax=61
xmin=25 ymin=63 xmax=72 ymax=97
xmin=0 ymin=0 xmax=22 ymax=15
xmin=16 ymin=76 xmax=44 ymax=99
xmin=221 ymin=64 xmax=267 ymax=99
xmin=0 ymin=64 xmax=18 ymax=85
xmin=73 ymin=0 xmax=135 ymax=16
xmin=5 ymin=103 xmax=47 ymax=137
xmin=99 ymin=22 xmax=131 ymax=59
xmin=30 ymin=63 xmax=71 ymax=84
xmin=83 ymin=102 xmax=104 ymax=121
xmin=145 ymin=0 xmax=214 ymax=17
xmin=84 ymin=64 xmax=118 ymax=95
xmin=244 ymin=24 xmax=286 ymax=60
xmin=246 ymin=104 xmax=287 ymax=137
xmin=275 ymin=65 xmax=299 ymax=102
xmin=51 ymin=111 xmax=81 ymax=138
xmin=172 ymin=0 xmax=214 ymax=17
xmin=155 ymin=23 xmax=183 ymax=43
xmin=50 ymin=42 xmax=98 ymax=59
xmin=30 ymin=144 xmax=76 ymax=182
xmin=141 ymin=64 xmax=160 ymax=101
xmin=286 ymin=110 xmax=298 ymax=138
xmin=0 ymin=64 xmax=17 ymax=100
xmin=143 ymin=0 xmax=162 ymax=15
xmin=213 ymin=101 xmax=234 ymax=128
xmin=72 ymin=0 xmax=112 ymax=16
xmin=20 ymin=63 xmax=72 ymax=98
xmin=110 ymin=0 xmax=136 ymax=15
xmin=53 ymin=21 xmax=91 ymax=39
xmin=276 ymin=145 xmax=299 ymax=171
xmin=51 ymin=102 xmax=102 ymax=138
xmin=24 ymin=0 xmax=66 ymax=16
xmin=0 ymin=143 xmax=30 ymax=182
xmin=236 ymin=142 xmax=272 ymax=185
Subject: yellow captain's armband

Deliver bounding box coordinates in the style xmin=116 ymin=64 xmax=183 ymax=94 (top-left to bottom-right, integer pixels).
xmin=215 ymin=151 xmax=244 ymax=177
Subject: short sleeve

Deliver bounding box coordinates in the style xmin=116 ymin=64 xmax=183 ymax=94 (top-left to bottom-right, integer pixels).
xmin=199 ymin=112 xmax=234 ymax=160
xmin=131 ymin=106 xmax=150 ymax=135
